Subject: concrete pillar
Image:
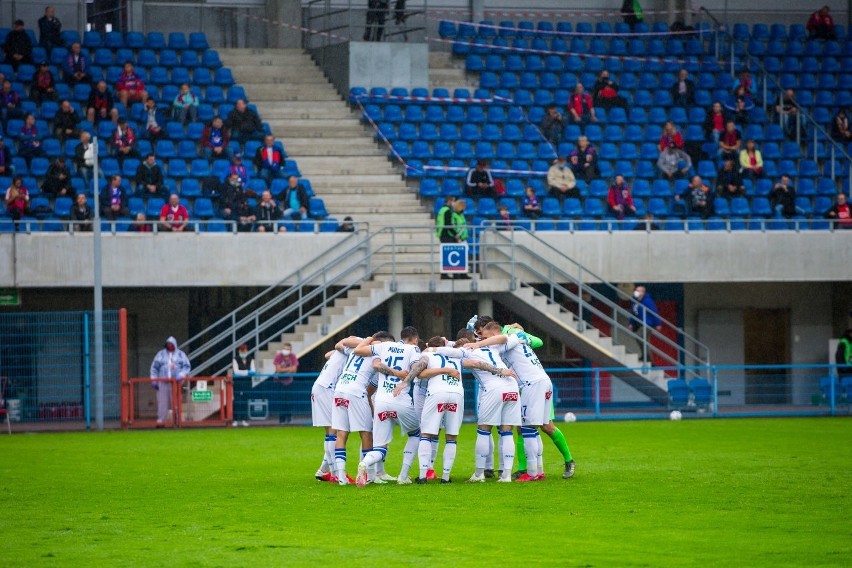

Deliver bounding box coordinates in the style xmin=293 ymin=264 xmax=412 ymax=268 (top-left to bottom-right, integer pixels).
xmin=388 ymin=295 xmax=404 ymax=337
xmin=478 ymin=294 xmax=493 ymax=320
xmin=266 ymin=0 xmax=302 ymax=48
xmin=470 ymin=0 xmax=484 ymax=23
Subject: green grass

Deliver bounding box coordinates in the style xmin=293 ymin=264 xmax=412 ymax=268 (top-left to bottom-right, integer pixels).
xmin=1 ymin=418 xmax=850 ymax=567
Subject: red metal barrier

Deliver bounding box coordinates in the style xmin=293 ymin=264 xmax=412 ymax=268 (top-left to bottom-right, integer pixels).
xmin=125 ymin=376 xmax=232 ymax=429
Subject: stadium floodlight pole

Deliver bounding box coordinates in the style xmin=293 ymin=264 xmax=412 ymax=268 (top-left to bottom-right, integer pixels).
xmin=92 ymin=136 xmax=104 ymax=431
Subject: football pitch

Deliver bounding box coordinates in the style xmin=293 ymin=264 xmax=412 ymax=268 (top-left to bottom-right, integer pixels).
xmin=2 ymin=417 xmax=850 ymax=567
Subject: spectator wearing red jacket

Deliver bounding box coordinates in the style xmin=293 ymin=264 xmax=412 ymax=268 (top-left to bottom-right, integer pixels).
xmin=112 ymin=118 xmax=139 ymax=165
xmin=159 ymin=193 xmax=190 ymax=232
xmin=824 ymin=194 xmax=851 ymax=229
xmin=807 ymin=6 xmax=836 ymax=40
xmin=253 ymin=135 xmax=287 ymax=184
xmin=31 ymin=61 xmax=57 ymax=104
xmin=703 ymin=101 xmax=729 ymax=143
xmin=116 ymin=62 xmax=148 ymax=106
xmin=568 ymin=83 xmax=597 ymax=124
xmin=607 ymin=174 xmax=636 ymax=220
xmin=658 ymin=121 xmax=684 ymax=152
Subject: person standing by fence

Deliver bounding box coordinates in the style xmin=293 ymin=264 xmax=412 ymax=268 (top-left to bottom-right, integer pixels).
xmin=150 ymin=337 xmax=191 ymax=426
xmin=628 ymin=286 xmax=662 ymax=365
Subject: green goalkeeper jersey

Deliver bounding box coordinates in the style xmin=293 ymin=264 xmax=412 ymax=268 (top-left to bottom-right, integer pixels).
xmin=501 ymin=325 xmax=543 ymax=349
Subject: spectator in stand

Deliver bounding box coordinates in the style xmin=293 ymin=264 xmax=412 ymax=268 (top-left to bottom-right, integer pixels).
xmin=0 ymin=137 xmax=13 ymax=178
xmin=225 ymin=99 xmax=265 ymax=146
xmin=465 ymin=160 xmax=495 ymax=198
xmin=31 ymin=61 xmax=57 ymax=104
xmin=63 ymin=42 xmax=91 ymax=87
xmin=728 ymin=95 xmax=752 ymax=128
xmin=621 ymin=0 xmax=644 ymax=31
xmin=807 ymin=5 xmax=836 ymax=40
xmin=235 ymin=195 xmax=256 ymax=232
xmin=671 ymin=68 xmax=695 ymax=108
xmin=141 ymin=98 xmax=167 ymax=141
xmin=776 ymin=89 xmax=798 ymax=140
xmin=739 ymin=139 xmax=764 ymax=181
xmin=115 ymin=61 xmax=148 ymax=106
xmin=657 ymin=144 xmax=692 ymax=180
xmin=255 ymin=190 xmax=283 ymax=232
xmin=4 ymin=176 xmax=29 ymax=221
xmin=41 ymin=156 xmax=73 ymax=197
xmin=716 ymin=159 xmax=745 ymax=200
xmin=540 ymin=104 xmax=565 ymax=146
xmin=135 ymin=153 xmax=167 ymax=198
xmin=592 ymin=70 xmax=628 ymax=110
xmin=496 ymin=205 xmax=513 ymax=229
xmin=825 ymin=193 xmax=852 ymax=229
xmin=570 ymin=135 xmax=599 ymax=183
xmin=254 ymin=135 xmax=287 ymax=184
xmin=129 ymin=212 xmax=151 ymax=232
xmin=159 ymin=193 xmax=189 ymax=232
xmin=54 ymin=99 xmax=81 ymax=143
xmin=201 ymin=116 xmax=230 ymax=161
xmin=337 ymin=215 xmax=355 ymax=232
xmin=769 ymin=174 xmax=802 ymax=218
xmin=674 ymin=175 xmax=713 ymax=218
xmin=72 ymin=193 xmax=92 ymax=231
xmin=172 ymin=83 xmax=199 ymax=125
xmin=4 ymin=20 xmax=33 ymax=72
xmin=280 ymin=175 xmax=310 ymax=220
xmin=703 ymin=101 xmax=728 ymax=143
xmin=628 ymin=285 xmax=662 ymax=364
xmin=658 ymin=121 xmax=684 ymax=153
xmin=435 ymin=199 xmax=470 ymax=280
xmin=111 ymin=118 xmax=139 ymax=165
xmin=273 ymin=342 xmax=300 ymax=423
xmin=228 ymin=153 xmax=250 ymax=186
xmin=218 ymin=172 xmax=244 ymax=220
xmin=732 ymin=70 xmax=753 ymax=98
xmin=86 ymin=80 xmax=119 ymax=124
xmin=607 ymin=174 xmax=637 ymax=220
xmin=523 ymin=185 xmax=541 ymax=219
xmin=718 ymin=120 xmax=742 ymax=161
xmin=568 ymin=83 xmax=597 ymax=123
xmin=38 ymin=7 xmax=63 ymax=51
xmin=1 ymin=80 xmax=23 ymax=127
xmin=634 ymin=212 xmax=661 ymax=231
xmin=547 ymin=155 xmax=578 ymax=202
xmin=363 ymin=0 xmax=390 ymax=42
xmin=18 ymin=114 xmax=46 ymax=165
xmin=101 ymin=175 xmax=130 ymax=220
xmin=831 ymin=108 xmax=852 ymax=143
xmin=74 ymin=131 xmax=94 ymax=185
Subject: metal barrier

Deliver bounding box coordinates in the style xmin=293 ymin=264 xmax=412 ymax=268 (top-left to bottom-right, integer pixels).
xmin=0 ymin=309 xmax=124 ymax=427
xmin=2 ymin=219 xmax=368 ymax=235
xmin=123 ymin=376 xmax=232 ymax=428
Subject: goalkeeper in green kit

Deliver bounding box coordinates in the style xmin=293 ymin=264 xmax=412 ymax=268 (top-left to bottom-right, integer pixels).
xmin=469 ymin=315 xmax=575 ymax=479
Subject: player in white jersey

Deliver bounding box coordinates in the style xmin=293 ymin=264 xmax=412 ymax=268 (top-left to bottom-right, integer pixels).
xmin=436 ymin=336 xmax=520 ymax=483
xmin=311 ymin=341 xmax=351 ymax=482
xmin=467 ymin=321 xmax=555 ymax=482
xmin=352 ymin=327 xmax=423 ymax=487
xmin=330 ymin=336 xmax=378 ymax=485
xmin=395 ymin=336 xmax=464 ymax=484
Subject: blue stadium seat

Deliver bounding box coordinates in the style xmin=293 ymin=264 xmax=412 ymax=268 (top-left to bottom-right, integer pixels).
xmin=667 ymin=379 xmax=690 ymax=407
xmin=146 ymin=32 xmax=166 ymax=50
xmin=146 ymin=197 xmax=166 ymax=219
xmin=201 ymin=49 xmax=222 ymax=69
xmin=584 ymin=198 xmax=605 ymax=217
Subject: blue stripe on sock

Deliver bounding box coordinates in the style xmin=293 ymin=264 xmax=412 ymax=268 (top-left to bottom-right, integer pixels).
xmin=477 ymin=429 xmax=491 ymax=435
xmin=325 ymin=434 xmax=336 ymax=442
xmin=377 ymin=447 xmax=388 ymax=458
xmin=408 ymin=429 xmax=420 ymax=437
xmin=420 ymin=437 xmax=431 ymax=442
xmin=446 ymin=440 xmax=457 ymax=445
xmin=334 ymin=449 xmax=346 ymax=459
xmin=499 ymin=430 xmax=513 ymax=437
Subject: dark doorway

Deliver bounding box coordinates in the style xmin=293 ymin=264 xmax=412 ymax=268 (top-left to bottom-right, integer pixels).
xmin=744 ymin=309 xmax=790 ymax=404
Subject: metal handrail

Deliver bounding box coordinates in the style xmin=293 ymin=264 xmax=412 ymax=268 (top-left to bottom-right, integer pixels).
xmin=699 ymin=7 xmax=852 ymax=188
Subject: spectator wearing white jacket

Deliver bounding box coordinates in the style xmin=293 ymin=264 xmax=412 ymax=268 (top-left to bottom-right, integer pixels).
xmin=150 ymin=336 xmax=191 ymax=425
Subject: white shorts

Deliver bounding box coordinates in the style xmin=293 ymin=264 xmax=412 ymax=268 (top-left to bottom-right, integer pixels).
xmin=310 ymin=384 xmax=335 ymax=427
xmin=372 ymin=398 xmax=419 ymax=446
xmin=420 ymin=392 xmax=465 ymax=436
xmin=520 ymin=379 xmax=553 ymax=426
xmin=330 ymin=393 xmax=373 ymax=433
xmin=477 ymin=387 xmax=522 ymax=427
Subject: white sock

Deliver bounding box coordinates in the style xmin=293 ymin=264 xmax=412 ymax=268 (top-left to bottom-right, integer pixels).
xmin=442 ymin=440 xmax=457 ymax=480
xmin=363 ymin=447 xmax=387 ymax=468
xmin=475 ymin=428 xmax=491 ymax=476
xmin=484 ymin=430 xmax=494 ymax=470
xmin=500 ymin=430 xmax=515 ymax=479
xmin=321 ymin=434 xmax=336 ymax=473
xmin=334 ymin=448 xmax=346 ymax=479
xmin=399 ymin=432 xmax=419 ymax=479
xmin=522 ymin=427 xmax=539 ymax=477
xmin=536 ymin=432 xmax=544 ymax=475
xmin=361 ymin=450 xmax=375 ymax=481
xmin=418 ymin=437 xmax=432 ymax=478
xmin=430 ymin=438 xmax=438 ymax=468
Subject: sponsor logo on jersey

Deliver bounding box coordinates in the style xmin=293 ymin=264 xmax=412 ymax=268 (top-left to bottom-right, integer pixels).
xmin=437 ymin=403 xmax=458 ymax=413
xmin=502 ymin=392 xmax=519 ymax=402
xmin=377 ymin=410 xmax=398 ymax=421
xmin=334 ymin=397 xmax=350 ymax=408
xmin=545 ymin=391 xmax=552 ymax=400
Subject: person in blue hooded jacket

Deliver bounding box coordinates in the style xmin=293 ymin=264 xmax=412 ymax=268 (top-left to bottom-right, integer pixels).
xmin=150 ymin=336 xmax=191 ymax=425
xmin=629 ymin=286 xmax=662 ymax=364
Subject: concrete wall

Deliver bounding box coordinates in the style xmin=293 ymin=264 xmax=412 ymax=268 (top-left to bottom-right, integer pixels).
xmin=348 ymin=41 xmax=429 ymax=90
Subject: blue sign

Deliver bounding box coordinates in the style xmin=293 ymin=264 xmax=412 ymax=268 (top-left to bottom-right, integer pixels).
xmin=440 ymin=244 xmax=468 ymax=273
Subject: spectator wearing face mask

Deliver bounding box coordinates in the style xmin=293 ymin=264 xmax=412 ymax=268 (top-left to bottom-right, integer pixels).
xmin=149 ymin=336 xmax=191 ymax=426
xmin=231 ymin=343 xmax=256 ymax=427
xmin=274 ymin=343 xmax=299 ymax=424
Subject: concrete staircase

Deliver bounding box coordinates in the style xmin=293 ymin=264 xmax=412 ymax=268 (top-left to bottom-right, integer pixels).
xmin=428 ymin=51 xmax=474 ymax=91
xmin=217 ymin=48 xmax=432 ymax=229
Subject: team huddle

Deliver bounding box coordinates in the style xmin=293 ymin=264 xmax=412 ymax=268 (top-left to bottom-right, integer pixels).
xmin=309 ymin=315 xmax=576 ymax=485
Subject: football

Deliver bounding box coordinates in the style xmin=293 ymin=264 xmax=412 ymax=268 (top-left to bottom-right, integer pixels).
xmin=564 ymin=412 xmax=577 ymax=423
xmin=670 ymin=410 xmax=683 ymax=421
